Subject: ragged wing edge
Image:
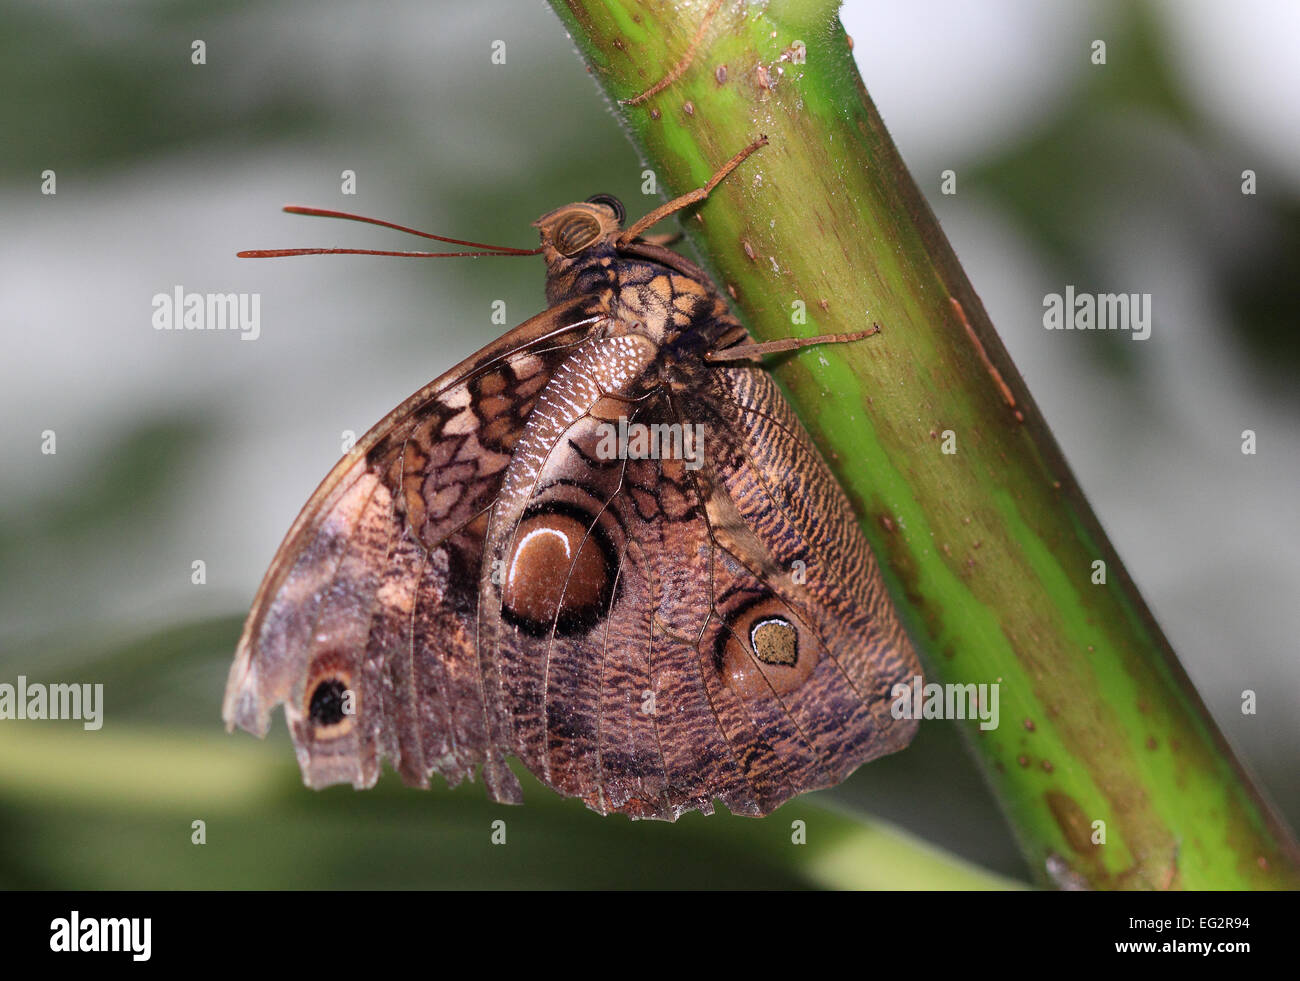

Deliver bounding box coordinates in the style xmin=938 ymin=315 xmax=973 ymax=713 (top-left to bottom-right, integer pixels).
xmin=222 ymin=297 xmax=602 ymax=736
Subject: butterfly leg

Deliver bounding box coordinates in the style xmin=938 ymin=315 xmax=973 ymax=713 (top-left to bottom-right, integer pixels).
xmin=621 ymin=0 xmax=727 ymax=106
xmin=636 ymin=231 xmax=685 ymax=247
xmin=618 ymin=136 xmax=767 ymax=245
xmin=705 ymin=325 xmax=883 ymax=363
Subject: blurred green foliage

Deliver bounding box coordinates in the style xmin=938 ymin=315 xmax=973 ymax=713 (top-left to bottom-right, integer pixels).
xmin=964 ymin=1 xmax=1300 ymax=381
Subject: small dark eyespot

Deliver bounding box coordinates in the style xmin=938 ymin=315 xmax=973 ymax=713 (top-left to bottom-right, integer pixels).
xmin=584 ymin=193 xmax=625 ymax=225
xmin=309 ymin=679 xmax=349 ymax=726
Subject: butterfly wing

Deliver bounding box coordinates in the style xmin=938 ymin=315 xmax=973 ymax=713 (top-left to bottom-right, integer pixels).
xmin=226 ymin=300 xmax=919 ymax=819
xmin=476 ymin=340 xmax=921 ymax=819
xmin=690 ymin=362 xmax=922 ymax=809
xmin=222 ymin=296 xmax=601 ymax=803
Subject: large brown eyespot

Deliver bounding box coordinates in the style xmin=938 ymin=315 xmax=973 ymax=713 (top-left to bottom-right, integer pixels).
xmin=500 ymin=502 xmax=616 ymax=636
xmin=551 ymin=211 xmax=602 ymax=256
xmin=717 ymin=598 xmax=819 ymax=699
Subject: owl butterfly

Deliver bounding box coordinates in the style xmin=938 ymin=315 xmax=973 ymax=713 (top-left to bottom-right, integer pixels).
xmin=224 ymin=138 xmax=922 ymax=820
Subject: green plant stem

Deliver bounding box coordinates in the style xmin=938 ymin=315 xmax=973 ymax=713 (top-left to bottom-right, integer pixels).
xmin=547 ymin=0 xmax=1300 ymax=889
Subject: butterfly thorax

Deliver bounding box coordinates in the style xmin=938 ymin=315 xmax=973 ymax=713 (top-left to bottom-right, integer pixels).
xmin=535 ymin=200 xmax=744 ymax=358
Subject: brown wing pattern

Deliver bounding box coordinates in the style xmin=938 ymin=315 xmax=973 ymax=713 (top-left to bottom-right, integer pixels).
xmin=697 ymin=364 xmax=922 ymax=787
xmin=222 ymin=298 xmax=601 ymax=802
xmin=462 ymin=342 xmax=919 ymax=820
xmin=225 ymin=302 xmax=919 ymax=819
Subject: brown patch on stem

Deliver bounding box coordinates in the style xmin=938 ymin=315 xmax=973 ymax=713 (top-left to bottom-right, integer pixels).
xmin=1045 ymin=790 xmax=1095 ymax=855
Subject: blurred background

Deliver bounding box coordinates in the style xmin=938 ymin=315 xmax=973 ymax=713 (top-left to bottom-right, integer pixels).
xmin=2 ymin=0 xmax=1297 ymax=888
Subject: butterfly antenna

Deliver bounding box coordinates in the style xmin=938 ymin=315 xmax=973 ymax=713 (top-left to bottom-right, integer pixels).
xmin=238 ymin=205 xmax=543 ymax=259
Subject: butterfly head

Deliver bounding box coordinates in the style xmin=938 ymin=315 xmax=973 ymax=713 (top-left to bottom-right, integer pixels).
xmin=533 ymin=194 xmax=624 ymax=263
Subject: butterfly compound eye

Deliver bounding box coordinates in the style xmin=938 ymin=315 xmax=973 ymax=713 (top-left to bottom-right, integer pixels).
xmin=584 ymin=193 xmax=625 ymax=225
xmin=552 ymin=212 xmax=603 ymax=257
